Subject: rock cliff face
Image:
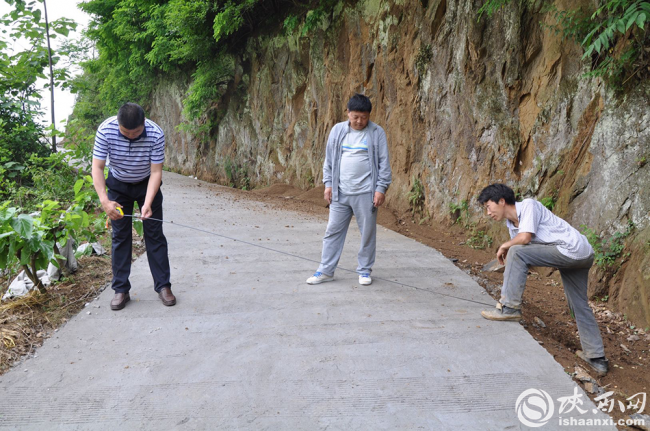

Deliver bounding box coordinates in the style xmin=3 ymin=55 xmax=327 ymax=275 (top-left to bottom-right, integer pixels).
xmin=148 ymin=0 xmax=650 ymax=326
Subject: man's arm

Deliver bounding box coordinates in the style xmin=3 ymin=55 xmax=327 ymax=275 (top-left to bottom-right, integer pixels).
xmin=497 ymin=232 xmax=532 ymax=265
xmin=91 ymin=158 xmax=123 ymax=220
xmin=373 ymin=128 xmax=392 ymax=207
xmin=322 ymin=128 xmax=336 ymax=204
xmin=140 ymin=163 xmax=163 ymax=220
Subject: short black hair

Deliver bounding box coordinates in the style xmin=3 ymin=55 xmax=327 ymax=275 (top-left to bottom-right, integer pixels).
xmin=477 ymin=183 xmax=516 ymax=205
xmin=117 ymin=103 xmax=145 ymax=130
xmin=347 ymin=93 xmax=372 ymax=113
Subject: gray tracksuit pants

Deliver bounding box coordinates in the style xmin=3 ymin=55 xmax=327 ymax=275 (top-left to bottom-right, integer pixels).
xmin=317 ymin=192 xmax=377 ymax=276
xmin=501 ymin=244 xmax=605 ymax=359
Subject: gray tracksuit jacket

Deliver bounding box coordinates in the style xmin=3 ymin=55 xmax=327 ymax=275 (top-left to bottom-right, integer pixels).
xmin=322 ymin=120 xmax=392 ymax=202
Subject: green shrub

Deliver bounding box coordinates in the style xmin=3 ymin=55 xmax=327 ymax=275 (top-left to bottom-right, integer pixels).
xmin=581 ymin=220 xmax=635 ymax=268
xmin=449 ymin=200 xmax=470 ymax=228
xmin=540 ymin=196 xmax=556 ymax=211
xmin=408 ymin=176 xmax=427 ymax=216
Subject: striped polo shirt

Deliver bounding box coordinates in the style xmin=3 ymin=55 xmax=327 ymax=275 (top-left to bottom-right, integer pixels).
xmin=507 ymin=199 xmax=594 ymax=260
xmin=93 ymin=116 xmax=165 ymax=183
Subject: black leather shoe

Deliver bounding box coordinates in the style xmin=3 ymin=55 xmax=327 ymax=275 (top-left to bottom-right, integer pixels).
xmin=577 ymin=350 xmax=609 ymax=376
xmin=110 ymin=292 xmax=130 ymax=310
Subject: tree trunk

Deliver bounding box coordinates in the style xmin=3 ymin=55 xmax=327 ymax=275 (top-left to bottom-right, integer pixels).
xmin=19 ymin=252 xmax=47 ymax=294
xmin=43 ymin=0 xmax=57 ymax=153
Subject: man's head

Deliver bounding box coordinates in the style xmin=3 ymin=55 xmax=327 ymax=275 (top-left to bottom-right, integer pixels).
xmin=347 ymin=93 xmax=372 ymax=131
xmin=477 ymin=183 xmax=516 ymax=222
xmin=117 ymin=103 xmax=145 ymax=140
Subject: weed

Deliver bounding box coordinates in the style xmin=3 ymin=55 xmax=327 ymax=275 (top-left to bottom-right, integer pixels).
xmin=449 ymin=200 xmax=470 ymax=229
xmin=466 ymin=226 xmax=494 ymax=250
xmin=540 ymin=196 xmax=556 ymax=211
xmin=581 ymin=220 xmax=635 ymax=268
xmin=408 ymin=176 xmax=427 ymax=217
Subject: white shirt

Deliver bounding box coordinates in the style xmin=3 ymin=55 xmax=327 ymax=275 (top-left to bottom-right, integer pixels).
xmin=338 ymin=128 xmax=372 ymax=195
xmin=507 ymin=199 xmax=594 ymax=260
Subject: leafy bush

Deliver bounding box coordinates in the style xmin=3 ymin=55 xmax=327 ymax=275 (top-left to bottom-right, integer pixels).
xmin=0 ymin=176 xmax=104 ymax=293
xmin=73 ymin=0 xmax=340 ymax=131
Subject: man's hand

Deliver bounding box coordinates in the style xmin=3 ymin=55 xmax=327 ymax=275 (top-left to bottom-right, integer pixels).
xmin=140 ymin=204 xmax=153 ymax=220
xmin=373 ymin=191 xmax=385 ymax=207
xmin=496 ymin=233 xmax=533 ymax=265
xmin=102 ymin=200 xmax=124 ymax=221
xmin=324 ymin=187 xmax=332 ymax=205
xmin=497 ymin=243 xmax=510 ymax=265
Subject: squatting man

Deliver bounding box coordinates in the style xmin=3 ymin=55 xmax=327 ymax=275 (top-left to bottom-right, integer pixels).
xmin=478 ymin=183 xmax=609 ymax=376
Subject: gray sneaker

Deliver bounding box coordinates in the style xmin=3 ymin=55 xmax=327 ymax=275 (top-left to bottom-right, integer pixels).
xmin=576 ymin=350 xmax=609 ymax=377
xmin=481 ymin=302 xmax=522 ymax=321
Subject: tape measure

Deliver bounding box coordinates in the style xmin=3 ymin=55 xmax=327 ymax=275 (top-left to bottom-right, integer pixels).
xmin=105 ymin=207 xmax=125 ymax=228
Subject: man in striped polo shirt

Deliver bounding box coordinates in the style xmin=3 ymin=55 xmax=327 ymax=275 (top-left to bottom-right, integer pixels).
xmin=91 ymin=103 xmax=175 ymax=310
xmin=477 ymin=183 xmax=608 ymax=376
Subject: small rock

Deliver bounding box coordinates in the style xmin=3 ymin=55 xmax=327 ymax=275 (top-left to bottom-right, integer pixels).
xmin=574 ymin=366 xmax=594 ymax=382
xmin=584 ymin=382 xmax=597 ymax=394
xmin=628 ymin=334 xmax=640 ymax=342
xmin=86 ymin=311 xmax=91 ymax=315
xmin=534 ymin=317 xmax=547 ymax=328
xmin=621 ymin=344 xmax=631 ymax=354
xmin=629 ymin=413 xmax=650 ymax=431
xmin=93 ymin=304 xmax=100 ymax=309
xmin=449 ymin=258 xmax=458 ymax=263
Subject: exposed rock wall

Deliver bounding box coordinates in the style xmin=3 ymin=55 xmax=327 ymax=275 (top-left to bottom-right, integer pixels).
xmin=149 ymin=0 xmax=650 ymax=325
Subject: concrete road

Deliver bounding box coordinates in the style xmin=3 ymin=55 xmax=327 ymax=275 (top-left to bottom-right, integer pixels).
xmin=0 ymin=173 xmax=615 ymax=430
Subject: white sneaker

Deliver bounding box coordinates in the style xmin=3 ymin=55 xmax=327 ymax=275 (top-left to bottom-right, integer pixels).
xmin=306 ymin=272 xmax=334 ymax=285
xmin=359 ymin=273 xmax=372 ymax=285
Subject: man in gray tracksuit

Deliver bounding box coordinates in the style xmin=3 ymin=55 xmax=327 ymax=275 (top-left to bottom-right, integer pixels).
xmin=306 ymin=94 xmax=392 ymax=286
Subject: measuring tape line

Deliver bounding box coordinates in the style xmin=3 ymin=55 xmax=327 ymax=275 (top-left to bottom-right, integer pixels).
xmin=105 ymin=211 xmax=495 ymax=307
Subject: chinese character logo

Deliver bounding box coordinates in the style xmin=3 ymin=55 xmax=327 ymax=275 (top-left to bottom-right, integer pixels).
xmin=516 ymin=388 xmax=555 ymax=428
xmin=558 ymin=387 xmax=587 ymax=415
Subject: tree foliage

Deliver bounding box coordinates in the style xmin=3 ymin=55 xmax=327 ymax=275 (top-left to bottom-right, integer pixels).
xmin=73 ymin=0 xmax=338 ymax=125
xmin=0 ymin=0 xmax=77 ymax=164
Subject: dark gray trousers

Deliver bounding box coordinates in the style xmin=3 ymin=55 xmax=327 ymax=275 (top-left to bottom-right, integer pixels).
xmin=501 ymin=244 xmax=605 ymax=359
